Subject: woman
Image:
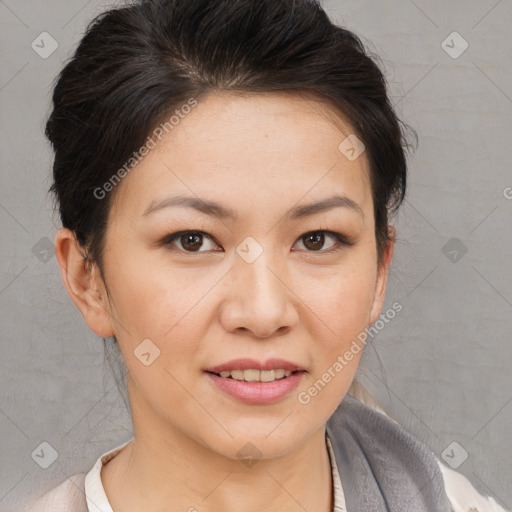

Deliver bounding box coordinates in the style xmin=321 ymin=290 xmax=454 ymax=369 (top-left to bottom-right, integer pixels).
xmin=23 ymin=0 xmax=506 ymax=511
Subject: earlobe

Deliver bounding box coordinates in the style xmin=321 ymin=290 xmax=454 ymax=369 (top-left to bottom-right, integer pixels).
xmin=54 ymin=228 xmax=115 ymax=337
xmin=369 ymin=226 xmax=395 ymax=324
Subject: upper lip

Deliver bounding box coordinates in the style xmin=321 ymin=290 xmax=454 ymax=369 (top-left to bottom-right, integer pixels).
xmin=205 ymin=358 xmax=306 ymax=373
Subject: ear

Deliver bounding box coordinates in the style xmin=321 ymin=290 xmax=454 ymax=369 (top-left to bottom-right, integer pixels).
xmin=54 ymin=227 xmax=115 ymax=337
xmin=369 ymin=226 xmax=395 ymax=324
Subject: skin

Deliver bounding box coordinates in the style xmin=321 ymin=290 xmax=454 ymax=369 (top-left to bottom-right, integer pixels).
xmin=55 ymin=91 xmax=394 ymax=512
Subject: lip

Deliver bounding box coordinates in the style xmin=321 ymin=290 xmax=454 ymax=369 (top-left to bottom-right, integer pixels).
xmin=205 ymin=370 xmax=306 ymax=405
xmin=204 ymin=358 xmax=307 ymax=405
xmin=205 ymin=358 xmax=306 ymax=373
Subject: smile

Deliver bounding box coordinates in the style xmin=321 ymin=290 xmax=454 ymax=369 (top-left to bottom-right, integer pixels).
xmin=205 ymin=370 xmax=306 ymax=405
xmin=210 ymin=369 xmax=294 ymax=382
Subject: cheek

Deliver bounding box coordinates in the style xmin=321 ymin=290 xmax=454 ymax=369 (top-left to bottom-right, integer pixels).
xmin=106 ymin=260 xmax=216 ymax=395
xmin=292 ymin=258 xmax=377 ymax=389
xmin=298 ymin=259 xmax=377 ymax=333
xmin=293 ymin=264 xmax=376 ymax=412
xmin=105 ymin=247 xmax=207 ymax=338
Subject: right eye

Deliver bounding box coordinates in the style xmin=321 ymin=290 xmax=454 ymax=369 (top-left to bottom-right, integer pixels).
xmin=160 ymin=230 xmax=222 ymax=253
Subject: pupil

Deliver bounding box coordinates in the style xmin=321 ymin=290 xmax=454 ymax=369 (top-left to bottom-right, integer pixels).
xmin=183 ymin=233 xmax=202 ymax=251
xmin=305 ymin=232 xmax=324 ymax=251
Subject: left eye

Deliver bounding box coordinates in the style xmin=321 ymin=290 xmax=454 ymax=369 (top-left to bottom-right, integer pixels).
xmin=294 ymin=231 xmax=349 ymax=252
xmin=160 ymin=230 xmax=351 ymax=254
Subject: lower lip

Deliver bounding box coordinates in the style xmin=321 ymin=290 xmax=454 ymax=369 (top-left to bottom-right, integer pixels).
xmin=205 ymin=371 xmax=305 ymax=405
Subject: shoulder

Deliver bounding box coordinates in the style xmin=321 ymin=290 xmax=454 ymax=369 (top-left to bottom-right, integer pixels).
xmin=344 ymin=381 xmax=510 ymax=512
xmin=437 ymin=462 xmax=510 ymax=512
xmin=21 ymin=473 xmax=87 ymax=512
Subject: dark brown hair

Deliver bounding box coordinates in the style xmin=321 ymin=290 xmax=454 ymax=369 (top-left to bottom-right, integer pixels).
xmin=46 ymin=0 xmax=413 ymax=281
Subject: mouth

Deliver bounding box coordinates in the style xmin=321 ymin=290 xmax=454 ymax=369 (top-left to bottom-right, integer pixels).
xmin=203 ymin=358 xmax=307 ymax=404
xmin=205 ymin=368 xmax=305 ymax=382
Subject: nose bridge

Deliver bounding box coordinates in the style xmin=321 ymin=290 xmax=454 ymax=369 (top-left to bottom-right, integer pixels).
xmin=243 ymin=247 xmax=284 ymax=304
xmin=220 ymin=237 xmax=297 ymax=337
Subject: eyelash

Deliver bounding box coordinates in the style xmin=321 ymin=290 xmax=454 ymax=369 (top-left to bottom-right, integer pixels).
xmin=159 ymin=230 xmax=354 ymax=255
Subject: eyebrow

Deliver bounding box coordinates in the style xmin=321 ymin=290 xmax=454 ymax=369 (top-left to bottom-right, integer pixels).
xmin=142 ymin=194 xmax=364 ymax=220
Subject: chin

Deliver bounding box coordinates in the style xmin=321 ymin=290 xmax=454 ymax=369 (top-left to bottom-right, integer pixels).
xmin=200 ymin=421 xmax=317 ymax=463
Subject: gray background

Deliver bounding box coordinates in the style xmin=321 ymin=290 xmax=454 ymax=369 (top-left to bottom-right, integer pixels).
xmin=1 ymin=0 xmax=511 ymax=509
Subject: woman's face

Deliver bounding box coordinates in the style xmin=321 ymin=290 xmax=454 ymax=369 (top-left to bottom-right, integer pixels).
xmin=66 ymin=91 xmax=393 ymax=460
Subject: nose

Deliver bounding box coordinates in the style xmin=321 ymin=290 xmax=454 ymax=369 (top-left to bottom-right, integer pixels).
xmin=218 ymin=248 xmax=299 ymax=339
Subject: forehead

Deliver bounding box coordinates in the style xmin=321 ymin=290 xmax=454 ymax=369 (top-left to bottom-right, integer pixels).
xmin=110 ymin=91 xmax=373 ymax=223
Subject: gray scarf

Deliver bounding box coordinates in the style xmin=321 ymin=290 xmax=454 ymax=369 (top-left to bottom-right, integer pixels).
xmin=326 ymin=394 xmax=452 ymax=511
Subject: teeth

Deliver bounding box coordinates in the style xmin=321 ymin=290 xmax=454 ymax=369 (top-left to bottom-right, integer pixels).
xmin=231 ymin=370 xmax=245 ymax=380
xmin=244 ymin=369 xmax=260 ymax=382
xmin=216 ymin=369 xmax=295 ymax=382
xmin=260 ymin=370 xmax=275 ymax=382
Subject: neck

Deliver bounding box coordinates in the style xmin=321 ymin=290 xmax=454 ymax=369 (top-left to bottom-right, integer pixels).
xmin=102 ymin=406 xmax=333 ymax=512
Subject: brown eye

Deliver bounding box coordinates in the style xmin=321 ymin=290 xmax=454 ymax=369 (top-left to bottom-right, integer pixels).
xmin=303 ymin=232 xmax=326 ymax=251
xmin=161 ymin=231 xmax=220 ymax=253
xmin=294 ymin=230 xmax=353 ymax=253
xmin=180 ymin=233 xmax=204 ymax=251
